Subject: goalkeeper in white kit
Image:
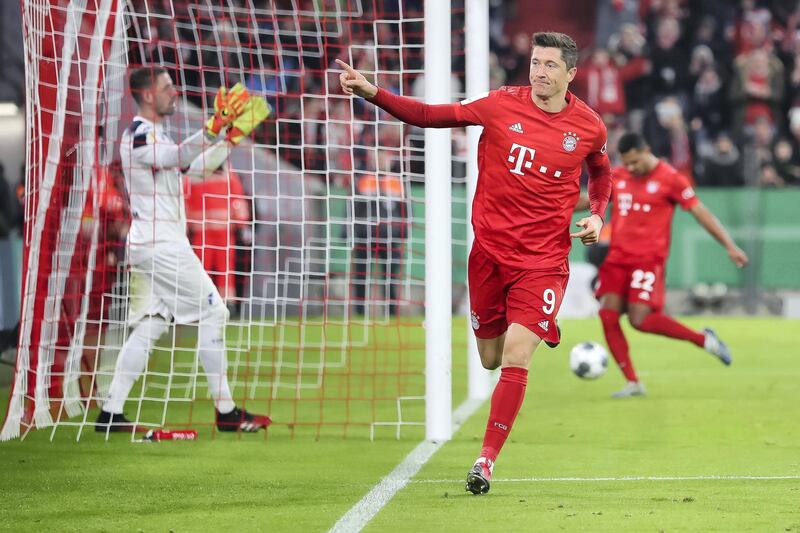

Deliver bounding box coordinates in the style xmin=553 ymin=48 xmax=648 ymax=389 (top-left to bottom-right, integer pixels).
xmin=96 ymin=66 xmax=271 ymax=433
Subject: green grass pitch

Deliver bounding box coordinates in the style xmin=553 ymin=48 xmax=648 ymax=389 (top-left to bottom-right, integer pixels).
xmin=1 ymin=317 xmax=798 ymax=532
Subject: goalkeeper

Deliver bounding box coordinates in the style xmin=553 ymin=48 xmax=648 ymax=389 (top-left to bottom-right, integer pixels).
xmin=97 ymin=66 xmax=270 ymax=433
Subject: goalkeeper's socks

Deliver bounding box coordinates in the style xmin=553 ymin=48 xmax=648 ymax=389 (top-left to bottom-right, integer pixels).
xmin=104 ymin=317 xmax=168 ymax=413
xmin=599 ymin=308 xmax=638 ymax=382
xmin=637 ymin=312 xmax=705 ymax=347
xmin=480 ymin=366 xmax=528 ymax=463
xmin=197 ymin=322 xmax=236 ymax=414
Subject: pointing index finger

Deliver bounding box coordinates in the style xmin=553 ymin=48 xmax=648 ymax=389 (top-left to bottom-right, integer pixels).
xmin=335 ymin=58 xmax=357 ymax=74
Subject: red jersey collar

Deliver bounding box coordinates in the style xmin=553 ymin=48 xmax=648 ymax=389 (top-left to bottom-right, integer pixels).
xmin=526 ymin=87 xmax=576 ymax=119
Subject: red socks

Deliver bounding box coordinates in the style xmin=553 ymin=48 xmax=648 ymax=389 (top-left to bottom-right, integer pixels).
xmin=481 ymin=366 xmax=527 ymax=462
xmin=637 ymin=312 xmax=705 ymax=347
xmin=599 ymin=308 xmax=638 ymax=382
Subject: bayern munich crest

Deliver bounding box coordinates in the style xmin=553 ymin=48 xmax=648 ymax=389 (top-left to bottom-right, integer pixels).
xmin=471 ymin=311 xmax=480 ymax=330
xmin=562 ymin=131 xmax=579 ymax=152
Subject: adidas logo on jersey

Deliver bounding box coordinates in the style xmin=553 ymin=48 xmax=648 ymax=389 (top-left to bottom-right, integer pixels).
xmin=538 ymin=320 xmax=549 ymax=332
xmin=508 ymin=122 xmax=524 ymax=134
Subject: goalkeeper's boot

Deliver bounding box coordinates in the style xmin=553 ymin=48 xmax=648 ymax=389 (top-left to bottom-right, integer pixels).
xmin=465 ymin=457 xmax=493 ymax=495
xmin=216 ymin=407 xmax=272 ymax=432
xmin=703 ymin=328 xmax=732 ymax=366
xmin=544 ymin=321 xmax=562 ymax=349
xmin=95 ymin=410 xmax=137 ymax=433
xmin=611 ymin=380 xmax=646 ymax=398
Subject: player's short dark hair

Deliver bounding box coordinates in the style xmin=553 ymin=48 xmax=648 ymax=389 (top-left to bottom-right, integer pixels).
xmin=129 ymin=66 xmax=167 ymax=104
xmin=532 ymin=32 xmax=579 ymax=70
xmin=617 ymin=132 xmax=650 ymax=154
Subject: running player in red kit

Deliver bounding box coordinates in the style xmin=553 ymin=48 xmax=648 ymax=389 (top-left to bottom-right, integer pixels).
xmin=594 ymin=132 xmax=748 ymax=398
xmin=337 ymin=32 xmax=612 ymax=495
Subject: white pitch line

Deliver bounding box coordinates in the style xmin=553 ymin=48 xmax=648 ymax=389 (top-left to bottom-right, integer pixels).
xmin=328 ymin=398 xmax=484 ymax=533
xmin=411 ymin=474 xmax=800 ymax=484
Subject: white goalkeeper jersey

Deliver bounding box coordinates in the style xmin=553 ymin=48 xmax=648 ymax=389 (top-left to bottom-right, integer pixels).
xmin=120 ymin=116 xmax=219 ymax=246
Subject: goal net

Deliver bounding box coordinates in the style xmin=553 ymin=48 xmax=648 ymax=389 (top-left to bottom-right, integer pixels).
xmin=2 ymin=0 xmax=471 ymax=441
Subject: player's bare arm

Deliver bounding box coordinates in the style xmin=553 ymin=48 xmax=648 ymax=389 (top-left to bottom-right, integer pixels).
xmin=574 ymin=192 xmax=591 ymax=212
xmin=688 ymin=203 xmax=749 ymax=267
xmin=570 ymin=213 xmax=604 ymax=245
xmin=336 ymin=59 xmax=378 ymax=99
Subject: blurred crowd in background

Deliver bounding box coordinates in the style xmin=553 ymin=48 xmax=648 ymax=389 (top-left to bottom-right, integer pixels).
xmin=494 ymin=0 xmax=800 ymax=188
xmin=3 ymin=0 xmax=800 ymax=242
xmin=144 ymin=0 xmax=800 ymax=190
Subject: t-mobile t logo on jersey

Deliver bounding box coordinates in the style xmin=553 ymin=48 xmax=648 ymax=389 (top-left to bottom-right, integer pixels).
xmin=618 ymin=193 xmax=633 ymax=216
xmin=507 ymin=142 xmax=536 ymax=176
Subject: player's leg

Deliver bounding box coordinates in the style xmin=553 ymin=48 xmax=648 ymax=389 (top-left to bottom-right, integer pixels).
xmin=194 ymin=306 xmax=271 ymax=431
xmin=595 ymin=261 xmax=642 ymax=396
xmin=196 ymin=303 xmax=235 ymax=414
xmin=475 ymin=335 xmax=505 ymax=370
xmin=97 ymin=315 xmax=169 ymax=431
xmin=467 ymin=243 xmax=508 ymax=370
xmin=628 ymin=303 xmax=731 ymax=365
xmin=168 ymin=244 xmax=271 ymax=431
xmin=600 ymin=294 xmax=644 ymax=395
xmin=466 ymin=269 xmax=564 ymax=495
xmin=481 ymin=323 xmax=541 ymax=458
xmin=466 ymin=324 xmax=537 ymax=495
xmin=195 ymin=309 xmax=270 ymax=430
xmin=621 ymin=261 xmax=698 ymax=345
xmin=603 ymin=297 xmax=645 ymax=398
xmin=621 ymin=259 xmax=729 ymax=362
xmin=601 ymin=295 xmax=644 ymax=391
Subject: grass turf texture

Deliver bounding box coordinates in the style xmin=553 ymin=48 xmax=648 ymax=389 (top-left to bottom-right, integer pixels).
xmin=1 ymin=317 xmax=799 ymax=532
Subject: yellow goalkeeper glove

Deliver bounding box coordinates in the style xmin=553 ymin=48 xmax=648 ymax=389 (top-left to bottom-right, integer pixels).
xmin=205 ymin=83 xmax=250 ymax=137
xmin=226 ymin=95 xmax=271 ymax=145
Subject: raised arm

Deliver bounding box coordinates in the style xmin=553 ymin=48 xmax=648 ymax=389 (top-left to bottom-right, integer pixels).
xmin=336 ymin=59 xmax=481 ymax=128
xmin=132 ymin=128 xmax=214 ymax=170
xmin=688 ymin=202 xmax=749 ymax=267
xmin=184 ymin=141 xmax=230 ymax=180
xmin=133 ymin=83 xmax=252 ymax=171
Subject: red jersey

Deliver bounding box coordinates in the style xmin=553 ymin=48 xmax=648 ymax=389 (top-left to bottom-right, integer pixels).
xmin=183 ymin=170 xmax=249 ymax=234
xmin=606 ymin=161 xmax=699 ymax=264
xmin=371 ymin=86 xmax=611 ymax=271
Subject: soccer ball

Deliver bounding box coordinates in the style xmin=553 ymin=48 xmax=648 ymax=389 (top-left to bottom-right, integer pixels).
xmin=569 ymin=342 xmax=609 ymax=379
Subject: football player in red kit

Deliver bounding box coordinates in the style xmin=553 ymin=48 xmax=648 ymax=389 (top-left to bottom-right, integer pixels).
xmin=593 ymin=132 xmax=748 ymax=398
xmin=184 ymin=166 xmax=250 ymax=304
xmin=338 ymin=32 xmax=612 ymax=495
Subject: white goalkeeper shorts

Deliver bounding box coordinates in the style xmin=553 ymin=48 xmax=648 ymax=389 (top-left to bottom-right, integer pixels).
xmin=126 ymin=241 xmax=228 ymax=325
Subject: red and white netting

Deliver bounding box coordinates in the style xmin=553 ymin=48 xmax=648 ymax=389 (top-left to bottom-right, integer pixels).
xmin=2 ymin=0 xmax=469 ymax=441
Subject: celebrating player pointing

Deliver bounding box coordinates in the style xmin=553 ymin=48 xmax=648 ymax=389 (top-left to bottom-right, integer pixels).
xmin=97 ymin=66 xmax=271 ymax=434
xmin=338 ymin=32 xmax=612 ymax=494
xmin=590 ymin=132 xmax=748 ymax=398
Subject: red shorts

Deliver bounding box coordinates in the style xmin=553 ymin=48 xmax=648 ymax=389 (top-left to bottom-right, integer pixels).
xmin=468 ymin=243 xmax=568 ymax=345
xmin=595 ymin=259 xmax=666 ymax=311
